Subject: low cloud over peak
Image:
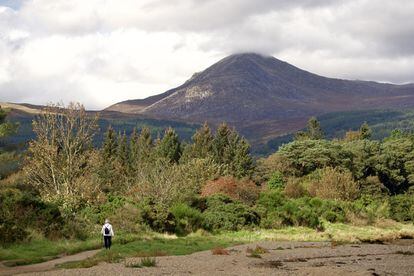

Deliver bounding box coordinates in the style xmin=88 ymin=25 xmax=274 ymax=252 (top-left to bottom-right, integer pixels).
xmin=0 ymin=0 xmax=413 ymax=109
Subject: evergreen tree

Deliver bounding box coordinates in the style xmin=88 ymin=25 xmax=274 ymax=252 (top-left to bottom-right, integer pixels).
xmin=102 ymin=126 xmax=117 ymax=161
xmin=190 ymin=122 xmax=213 ymax=159
xmin=232 ymin=136 xmax=254 ymax=178
xmin=0 ymin=107 xmax=17 ymax=138
xmin=307 ymin=117 xmax=324 ymax=140
xmin=211 ymin=123 xmax=254 ymax=178
xmin=359 ymin=122 xmax=372 ymax=140
xmin=130 ymin=127 xmax=139 ymax=164
xmin=117 ymin=131 xmax=129 ymax=167
xmin=212 ymin=123 xmax=232 ymax=164
xmin=294 ymin=117 xmax=324 ymax=140
xmin=137 ymin=126 xmax=153 ymax=162
xmin=156 ymin=127 xmax=181 ymax=163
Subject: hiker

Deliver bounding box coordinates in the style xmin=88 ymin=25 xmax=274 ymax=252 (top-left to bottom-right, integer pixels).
xmin=101 ymin=219 xmax=114 ymax=249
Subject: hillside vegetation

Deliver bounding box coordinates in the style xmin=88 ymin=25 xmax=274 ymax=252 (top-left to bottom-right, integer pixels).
xmin=1 ymin=103 xmax=414 ymax=267
xmin=258 ymin=108 xmax=414 ymax=155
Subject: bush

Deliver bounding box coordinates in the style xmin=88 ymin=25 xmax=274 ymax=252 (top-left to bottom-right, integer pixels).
xmin=283 ymin=178 xmax=308 ymax=198
xmin=202 ymin=195 xmax=260 ymax=231
xmin=60 ymin=215 xmax=91 ymax=240
xmin=170 ymin=203 xmax=203 ymax=235
xmin=138 ymin=198 xmax=175 ymax=233
xmin=389 ymin=194 xmax=414 ymax=222
xmin=359 ymin=176 xmax=389 ymax=197
xmin=108 ymin=203 xmax=143 ymax=234
xmin=0 ymin=187 xmax=64 ymax=244
xmin=267 ymin=171 xmax=285 ymax=190
xmin=350 ymin=194 xmax=390 ymax=224
xmin=201 ymin=176 xmax=259 ymax=205
xmin=256 ymin=191 xmax=347 ymax=229
xmin=308 ymin=167 xmax=359 ymax=201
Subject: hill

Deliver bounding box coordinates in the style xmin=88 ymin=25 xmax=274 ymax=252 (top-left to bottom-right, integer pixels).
xmin=106 ymin=53 xmax=414 ymax=144
xmin=0 ymin=103 xmax=199 ymax=149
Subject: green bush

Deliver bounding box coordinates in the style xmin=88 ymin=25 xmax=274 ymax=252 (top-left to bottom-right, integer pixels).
xmin=202 ymin=195 xmax=260 ymax=231
xmin=350 ymin=194 xmax=390 ymax=224
xmin=138 ymin=198 xmax=175 ymax=233
xmin=170 ymin=203 xmax=203 ymax=235
xmin=256 ymin=191 xmax=346 ymax=229
xmin=389 ymin=194 xmax=414 ymax=222
xmin=82 ymin=195 xmax=126 ymax=224
xmin=0 ymin=187 xmax=64 ymax=244
xmin=267 ymin=171 xmax=285 ymax=190
xmin=60 ymin=215 xmax=91 ymax=241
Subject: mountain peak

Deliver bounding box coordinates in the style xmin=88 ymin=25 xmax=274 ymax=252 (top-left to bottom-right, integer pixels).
xmin=106 ymin=53 xmax=414 ymax=139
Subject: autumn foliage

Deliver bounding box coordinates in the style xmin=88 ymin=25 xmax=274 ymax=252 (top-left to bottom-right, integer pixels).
xmin=201 ymin=176 xmax=259 ymax=204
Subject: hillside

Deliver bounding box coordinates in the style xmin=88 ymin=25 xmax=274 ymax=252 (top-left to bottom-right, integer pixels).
xmin=0 ymin=103 xmax=199 ymax=149
xmin=107 ymin=53 xmax=414 ymax=143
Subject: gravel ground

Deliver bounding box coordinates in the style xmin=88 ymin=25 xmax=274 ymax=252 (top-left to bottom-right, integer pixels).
xmin=20 ymin=240 xmax=414 ymax=276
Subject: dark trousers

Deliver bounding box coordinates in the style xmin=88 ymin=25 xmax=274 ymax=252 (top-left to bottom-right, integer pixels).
xmin=104 ymin=235 xmax=112 ymax=249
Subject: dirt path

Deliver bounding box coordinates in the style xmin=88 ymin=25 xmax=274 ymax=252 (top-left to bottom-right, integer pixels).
xmin=0 ymin=249 xmax=100 ymax=276
xmin=3 ymin=240 xmax=414 ymax=275
xmin=23 ymin=240 xmax=414 ymax=276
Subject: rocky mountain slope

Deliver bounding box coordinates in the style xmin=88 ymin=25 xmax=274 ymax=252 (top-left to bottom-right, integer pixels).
xmin=106 ymin=53 xmax=414 ymax=142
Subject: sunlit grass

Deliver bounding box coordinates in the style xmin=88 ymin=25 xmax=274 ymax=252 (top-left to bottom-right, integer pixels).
xmin=3 ymin=222 xmax=414 ymax=269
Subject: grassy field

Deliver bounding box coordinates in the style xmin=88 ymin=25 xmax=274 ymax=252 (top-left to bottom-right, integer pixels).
xmin=1 ymin=222 xmax=414 ymax=269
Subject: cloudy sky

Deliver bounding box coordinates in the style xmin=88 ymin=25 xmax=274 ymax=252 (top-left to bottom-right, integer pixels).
xmin=0 ymin=0 xmax=413 ymax=109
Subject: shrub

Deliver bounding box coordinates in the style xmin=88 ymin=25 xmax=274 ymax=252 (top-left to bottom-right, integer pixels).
xmin=108 ymin=203 xmax=143 ymax=234
xmin=359 ymin=176 xmax=389 ymax=197
xmin=389 ymin=194 xmax=414 ymax=222
xmin=138 ymin=198 xmax=175 ymax=233
xmin=350 ymin=194 xmax=390 ymax=224
xmin=202 ymin=195 xmax=260 ymax=231
xmin=267 ymin=171 xmax=285 ymax=190
xmin=60 ymin=215 xmax=91 ymax=240
xmin=201 ymin=176 xmax=259 ymax=205
xmin=283 ymin=178 xmax=307 ymax=198
xmin=308 ymin=167 xmax=359 ymax=201
xmin=256 ymin=191 xmax=347 ymax=229
xmin=170 ymin=203 xmax=203 ymax=235
xmin=0 ymin=187 xmax=64 ymax=244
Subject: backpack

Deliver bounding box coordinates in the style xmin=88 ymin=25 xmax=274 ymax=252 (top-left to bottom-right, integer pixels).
xmin=104 ymin=226 xmax=110 ymax=235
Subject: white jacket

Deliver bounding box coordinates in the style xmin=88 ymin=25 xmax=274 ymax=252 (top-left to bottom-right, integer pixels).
xmin=101 ymin=223 xmax=114 ymax=236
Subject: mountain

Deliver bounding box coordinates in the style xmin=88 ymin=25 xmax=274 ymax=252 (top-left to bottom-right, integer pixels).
xmin=106 ymin=53 xmax=414 ymax=143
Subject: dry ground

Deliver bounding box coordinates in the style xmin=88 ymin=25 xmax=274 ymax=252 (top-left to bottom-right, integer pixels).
xmin=13 ymin=239 xmax=414 ymax=276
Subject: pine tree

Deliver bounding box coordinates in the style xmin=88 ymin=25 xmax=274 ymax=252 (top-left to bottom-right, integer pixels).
xmin=295 ymin=117 xmax=324 ymax=140
xmin=212 ymin=123 xmax=231 ymax=164
xmin=307 ymin=117 xmax=324 ymax=140
xmin=191 ymin=122 xmax=213 ymax=159
xmin=129 ymin=127 xmax=139 ymax=164
xmin=359 ymin=122 xmax=372 ymax=140
xmin=137 ymin=126 xmax=153 ymax=162
xmin=117 ymin=131 xmax=129 ymax=167
xmin=156 ymin=127 xmax=181 ymax=163
xmin=0 ymin=107 xmax=17 ymax=138
xmin=102 ymin=126 xmax=118 ymax=161
xmin=232 ymin=136 xmax=254 ymax=178
xmin=211 ymin=123 xmax=254 ymax=178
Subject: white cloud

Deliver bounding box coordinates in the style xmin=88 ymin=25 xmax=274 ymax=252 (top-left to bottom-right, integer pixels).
xmin=0 ymin=0 xmax=413 ymax=109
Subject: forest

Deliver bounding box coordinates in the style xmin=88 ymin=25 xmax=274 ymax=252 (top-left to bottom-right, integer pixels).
xmin=1 ymin=103 xmax=414 ymax=247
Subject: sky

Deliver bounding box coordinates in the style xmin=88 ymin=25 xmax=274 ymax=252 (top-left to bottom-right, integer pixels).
xmin=0 ymin=0 xmax=413 ymax=110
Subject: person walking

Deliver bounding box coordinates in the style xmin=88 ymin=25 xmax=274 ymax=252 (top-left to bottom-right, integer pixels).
xmin=101 ymin=219 xmax=114 ymax=249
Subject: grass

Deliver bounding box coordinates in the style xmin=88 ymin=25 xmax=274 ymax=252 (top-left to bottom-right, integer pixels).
xmin=3 ymin=222 xmax=414 ymax=269
xmin=0 ymin=233 xmax=142 ymax=266
xmin=0 ymin=238 xmax=102 ymax=266
xmin=246 ymin=245 xmax=269 ymax=258
xmin=125 ymin=257 xmax=156 ymax=268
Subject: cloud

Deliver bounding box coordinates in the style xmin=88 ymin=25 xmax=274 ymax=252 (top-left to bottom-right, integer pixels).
xmin=0 ymin=0 xmax=413 ymax=109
